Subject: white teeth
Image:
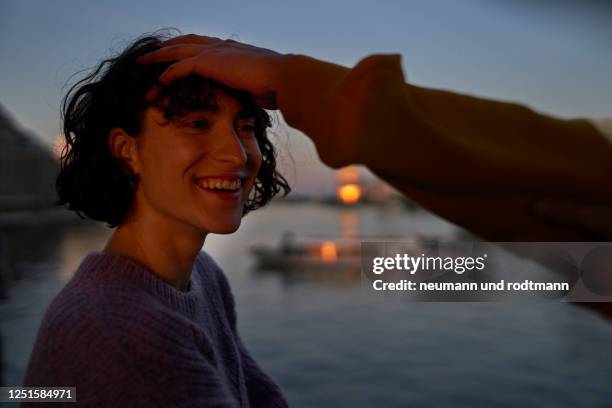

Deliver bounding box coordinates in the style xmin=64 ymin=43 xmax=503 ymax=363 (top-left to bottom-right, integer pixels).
xmin=197 ymin=178 xmax=242 ymax=191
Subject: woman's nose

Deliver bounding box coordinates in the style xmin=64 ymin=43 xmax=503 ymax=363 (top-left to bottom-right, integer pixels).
xmin=213 ymin=126 xmax=248 ymax=167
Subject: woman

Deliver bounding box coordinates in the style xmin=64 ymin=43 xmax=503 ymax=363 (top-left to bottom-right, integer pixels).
xmin=22 ymin=33 xmax=290 ymax=407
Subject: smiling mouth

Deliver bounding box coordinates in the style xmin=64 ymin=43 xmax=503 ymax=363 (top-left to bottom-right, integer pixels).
xmin=196 ymin=178 xmax=242 ymax=191
xmin=194 ymin=178 xmax=243 ymax=201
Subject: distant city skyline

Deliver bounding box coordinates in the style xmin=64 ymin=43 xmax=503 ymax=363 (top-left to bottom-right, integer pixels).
xmin=1 ymin=0 xmax=610 ymax=194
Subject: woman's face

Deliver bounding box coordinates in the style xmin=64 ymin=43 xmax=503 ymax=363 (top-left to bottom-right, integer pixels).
xmin=131 ymin=91 xmax=262 ymax=235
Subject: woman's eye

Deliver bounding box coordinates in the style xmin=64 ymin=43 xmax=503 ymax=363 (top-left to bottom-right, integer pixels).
xmin=188 ymin=120 xmax=211 ymax=130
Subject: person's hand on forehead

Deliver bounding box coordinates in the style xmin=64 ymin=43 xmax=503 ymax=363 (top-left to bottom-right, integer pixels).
xmin=138 ymin=34 xmax=287 ymax=109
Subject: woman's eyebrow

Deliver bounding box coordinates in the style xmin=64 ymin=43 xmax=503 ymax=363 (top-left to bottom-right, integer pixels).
xmin=176 ymin=106 xmax=218 ymax=118
xmin=182 ymin=106 xmax=256 ymax=120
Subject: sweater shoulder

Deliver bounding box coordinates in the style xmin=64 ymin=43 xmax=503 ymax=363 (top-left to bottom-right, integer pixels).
xmin=34 ymin=279 xmax=193 ymax=351
xmin=24 ymin=281 xmax=236 ymax=407
xmin=35 ymin=257 xmax=200 ymax=351
xmin=25 ymin=268 xmax=214 ymax=378
xmin=35 ymin=278 xmax=105 ymax=336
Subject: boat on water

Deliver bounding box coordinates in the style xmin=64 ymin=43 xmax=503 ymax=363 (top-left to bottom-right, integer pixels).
xmin=249 ymin=232 xmax=488 ymax=291
xmin=249 ymin=231 xmax=428 ymax=272
xmin=251 ymin=234 xmax=360 ymax=271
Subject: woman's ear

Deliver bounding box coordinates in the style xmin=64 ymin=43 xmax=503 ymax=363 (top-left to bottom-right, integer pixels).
xmin=108 ymin=128 xmax=140 ymax=174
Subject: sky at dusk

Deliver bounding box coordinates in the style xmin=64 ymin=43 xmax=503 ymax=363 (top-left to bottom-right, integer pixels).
xmin=1 ymin=0 xmax=610 ymax=194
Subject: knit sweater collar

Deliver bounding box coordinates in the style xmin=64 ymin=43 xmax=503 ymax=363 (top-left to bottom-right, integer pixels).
xmin=76 ymin=251 xmax=203 ymax=317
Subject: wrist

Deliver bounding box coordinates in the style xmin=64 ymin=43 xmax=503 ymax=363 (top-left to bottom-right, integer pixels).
xmin=275 ymin=54 xmax=349 ymax=134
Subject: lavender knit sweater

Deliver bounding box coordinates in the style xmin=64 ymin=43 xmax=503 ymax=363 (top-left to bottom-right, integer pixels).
xmin=22 ymin=251 xmax=289 ymax=407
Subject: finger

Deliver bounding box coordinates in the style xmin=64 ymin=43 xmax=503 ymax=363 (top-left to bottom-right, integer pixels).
xmin=159 ymin=34 xmax=222 ymax=47
xmin=157 ymin=56 xmax=201 ymax=85
xmin=155 ymin=50 xmax=245 ymax=86
xmin=137 ymin=44 xmax=206 ymax=64
xmin=145 ymin=84 xmax=161 ymax=101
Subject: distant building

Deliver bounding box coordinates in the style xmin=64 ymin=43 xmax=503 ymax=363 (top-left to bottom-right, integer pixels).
xmin=0 ymin=105 xmax=58 ymax=210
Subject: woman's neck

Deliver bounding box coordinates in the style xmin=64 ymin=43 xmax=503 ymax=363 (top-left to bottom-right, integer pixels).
xmin=103 ymin=214 xmax=206 ymax=292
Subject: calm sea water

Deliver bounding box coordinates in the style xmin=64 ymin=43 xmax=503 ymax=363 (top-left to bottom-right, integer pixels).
xmin=1 ymin=202 xmax=611 ymax=407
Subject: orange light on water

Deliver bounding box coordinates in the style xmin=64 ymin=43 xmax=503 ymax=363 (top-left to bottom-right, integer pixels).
xmin=337 ymin=184 xmax=362 ymax=204
xmin=320 ymin=241 xmax=338 ymax=262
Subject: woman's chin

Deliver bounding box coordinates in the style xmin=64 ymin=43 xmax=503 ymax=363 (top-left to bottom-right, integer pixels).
xmin=207 ymin=220 xmax=241 ymax=235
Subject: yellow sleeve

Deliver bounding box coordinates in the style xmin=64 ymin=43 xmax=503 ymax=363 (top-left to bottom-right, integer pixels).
xmin=276 ymin=53 xmax=612 ymax=240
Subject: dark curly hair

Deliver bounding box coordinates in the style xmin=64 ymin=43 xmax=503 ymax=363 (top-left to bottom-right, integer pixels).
xmin=57 ymin=32 xmax=290 ymax=228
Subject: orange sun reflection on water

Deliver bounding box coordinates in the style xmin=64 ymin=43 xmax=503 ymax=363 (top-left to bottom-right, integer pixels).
xmin=337 ymin=184 xmax=362 ymax=204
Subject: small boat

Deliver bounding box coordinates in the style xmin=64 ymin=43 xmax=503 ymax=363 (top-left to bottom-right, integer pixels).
xmin=250 ymin=232 xmax=363 ymax=271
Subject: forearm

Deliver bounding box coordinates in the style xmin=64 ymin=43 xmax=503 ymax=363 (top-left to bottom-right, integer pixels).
xmin=379 ymin=85 xmax=612 ymax=240
xmin=400 ymin=84 xmax=612 ymax=198
xmin=279 ymin=52 xmax=612 ymax=192
xmin=383 ymin=179 xmax=594 ymax=241
xmin=276 ymin=52 xmax=612 ymax=240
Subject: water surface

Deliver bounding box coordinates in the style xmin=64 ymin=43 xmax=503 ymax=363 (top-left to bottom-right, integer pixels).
xmin=1 ymin=203 xmax=611 ymax=407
